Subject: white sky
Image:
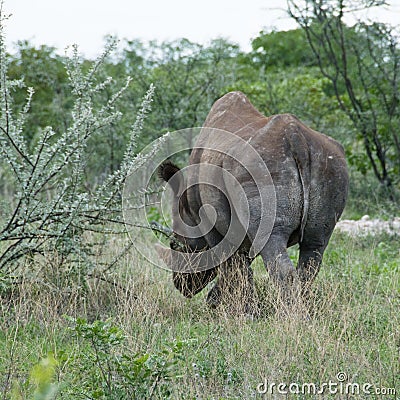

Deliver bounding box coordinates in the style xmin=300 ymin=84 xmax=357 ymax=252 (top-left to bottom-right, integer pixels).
xmin=4 ymin=0 xmax=400 ymax=58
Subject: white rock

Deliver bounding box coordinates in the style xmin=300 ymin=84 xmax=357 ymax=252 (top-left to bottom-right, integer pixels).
xmin=335 ymin=217 xmax=400 ymax=237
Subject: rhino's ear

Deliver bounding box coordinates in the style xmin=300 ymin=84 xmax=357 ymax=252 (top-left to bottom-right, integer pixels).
xmin=158 ymin=160 xmax=182 ymax=195
xmin=159 ymin=160 xmax=180 ymax=181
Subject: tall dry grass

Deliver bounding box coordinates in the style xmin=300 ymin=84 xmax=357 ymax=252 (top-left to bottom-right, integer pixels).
xmin=0 ymin=232 xmax=399 ymax=398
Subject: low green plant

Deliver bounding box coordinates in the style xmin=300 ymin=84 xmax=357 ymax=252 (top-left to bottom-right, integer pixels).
xmin=11 ymin=354 xmax=58 ymax=400
xmin=64 ymin=317 xmax=190 ymax=399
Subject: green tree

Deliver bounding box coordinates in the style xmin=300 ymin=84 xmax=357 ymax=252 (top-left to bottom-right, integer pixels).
xmin=288 ymin=0 xmax=400 ymax=193
xmin=232 ymin=29 xmax=352 ymax=140
xmin=251 ymin=28 xmax=317 ymax=69
xmin=5 ymin=38 xmax=243 ymax=185
xmin=8 ymin=41 xmax=71 ymax=142
xmin=123 ymin=38 xmax=242 ymax=140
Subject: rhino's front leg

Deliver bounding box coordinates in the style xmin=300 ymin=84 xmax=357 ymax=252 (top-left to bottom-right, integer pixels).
xmin=206 ymin=281 xmax=221 ymax=308
xmin=258 ymin=233 xmax=308 ymax=317
xmin=206 ymin=254 xmax=257 ymax=316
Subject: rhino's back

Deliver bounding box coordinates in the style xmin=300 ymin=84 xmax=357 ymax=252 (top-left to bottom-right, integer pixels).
xmin=203 ymin=91 xmax=268 ymax=135
xmin=196 ymin=91 xmax=346 ymax=188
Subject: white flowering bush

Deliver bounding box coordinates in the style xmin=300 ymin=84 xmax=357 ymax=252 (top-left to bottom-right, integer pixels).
xmin=0 ymin=11 xmax=159 ymax=281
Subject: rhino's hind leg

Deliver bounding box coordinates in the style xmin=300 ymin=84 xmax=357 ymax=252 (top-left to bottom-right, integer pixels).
xmin=297 ymin=244 xmax=325 ymax=298
xmin=296 ymin=216 xmax=334 ymax=298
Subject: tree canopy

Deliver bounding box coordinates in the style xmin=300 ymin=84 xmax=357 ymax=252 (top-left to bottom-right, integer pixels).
xmin=3 ymin=2 xmax=399 ymax=199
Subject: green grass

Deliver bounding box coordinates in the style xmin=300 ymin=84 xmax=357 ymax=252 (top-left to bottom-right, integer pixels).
xmin=342 ymin=169 xmax=399 ymax=220
xmin=0 ymin=232 xmax=399 ymax=399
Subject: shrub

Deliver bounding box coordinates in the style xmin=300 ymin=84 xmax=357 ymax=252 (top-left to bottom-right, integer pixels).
xmin=64 ymin=317 xmax=189 ymax=399
xmin=0 ymin=10 xmax=164 ymax=285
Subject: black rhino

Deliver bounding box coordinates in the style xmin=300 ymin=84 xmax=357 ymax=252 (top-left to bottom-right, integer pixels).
xmin=157 ymin=91 xmax=348 ymax=314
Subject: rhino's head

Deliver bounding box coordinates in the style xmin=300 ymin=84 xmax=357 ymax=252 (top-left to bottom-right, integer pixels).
xmin=158 ymin=160 xmax=208 ymax=250
xmin=156 ymin=160 xmax=217 ymax=297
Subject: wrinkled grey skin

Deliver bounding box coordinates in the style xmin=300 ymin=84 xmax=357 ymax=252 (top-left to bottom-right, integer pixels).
xmin=157 ymin=91 xmax=348 ymax=314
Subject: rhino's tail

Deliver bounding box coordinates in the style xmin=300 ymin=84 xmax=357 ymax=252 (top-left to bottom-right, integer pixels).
xmin=288 ymin=127 xmax=311 ymax=244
